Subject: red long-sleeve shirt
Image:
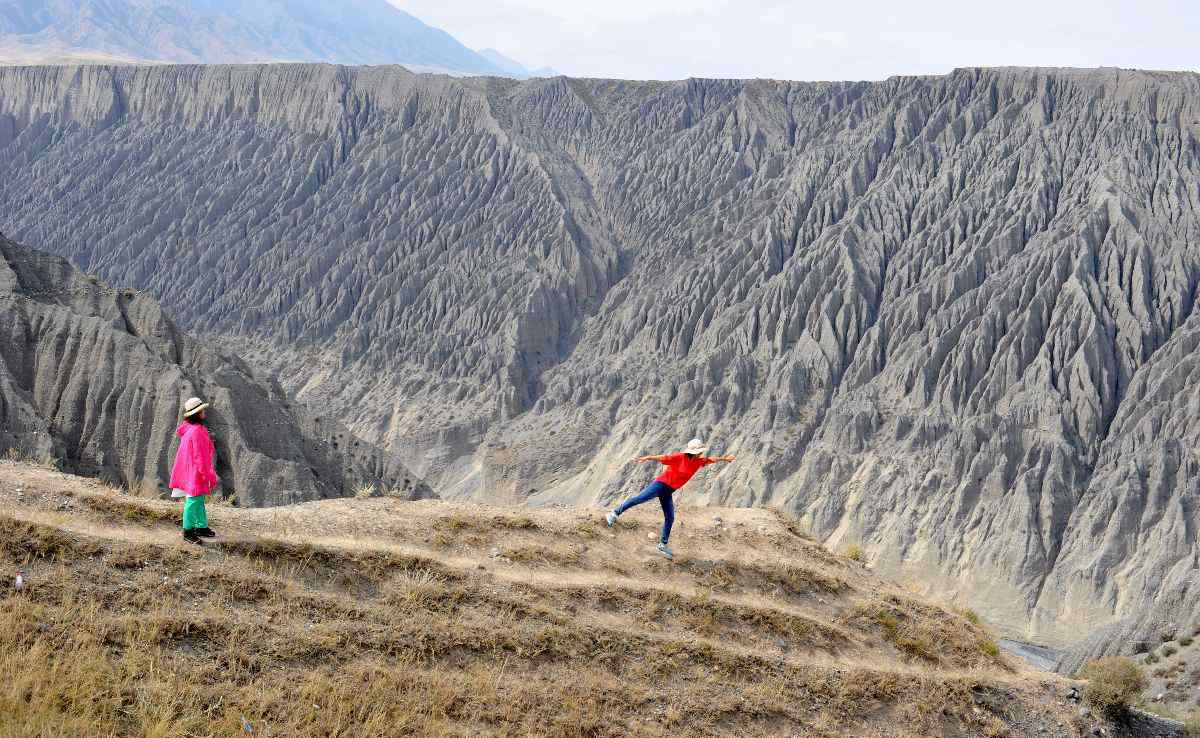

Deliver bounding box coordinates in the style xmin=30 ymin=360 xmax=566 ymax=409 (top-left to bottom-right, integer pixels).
xmin=655 ymin=454 xmax=715 ymax=490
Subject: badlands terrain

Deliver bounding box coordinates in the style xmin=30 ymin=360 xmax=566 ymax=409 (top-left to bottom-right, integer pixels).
xmin=0 ymin=64 xmax=1197 ymax=659
xmin=0 ymin=458 xmax=1184 ymax=737
xmin=0 ymin=233 xmax=433 ymax=506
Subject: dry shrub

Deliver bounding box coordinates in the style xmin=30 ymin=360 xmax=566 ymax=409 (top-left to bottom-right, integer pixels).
xmin=574 ymin=522 xmax=602 ymax=539
xmin=383 ymin=569 xmax=452 ymax=610
xmin=1078 ymin=658 xmax=1146 ymax=716
xmin=502 ymin=515 xmax=538 ymax=530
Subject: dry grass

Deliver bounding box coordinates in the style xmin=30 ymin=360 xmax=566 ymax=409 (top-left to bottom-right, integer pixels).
xmin=503 ymin=544 xmax=583 ymax=568
xmin=0 ymin=473 xmax=1080 ymax=737
xmin=79 ymin=494 xmax=179 ymax=526
xmin=531 ymin=581 xmax=848 ymax=652
xmin=2 ymin=447 xmax=61 ymax=471
xmin=683 ymin=557 xmax=846 ymax=596
xmin=214 ymin=537 xmax=447 ymax=586
xmin=573 ymin=522 xmax=603 ymax=539
xmin=845 ymin=598 xmax=1007 ymax=670
xmin=958 ymin=607 xmax=983 ymax=626
xmin=382 ymin=486 xmax=418 ymax=499
xmin=0 ymin=516 xmax=100 ymax=563
xmin=433 ymin=513 xmax=539 ymax=534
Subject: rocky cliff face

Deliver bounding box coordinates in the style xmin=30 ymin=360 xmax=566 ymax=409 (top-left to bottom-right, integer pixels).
xmin=0 ymin=233 xmax=434 ymax=506
xmin=0 ymin=64 xmax=1197 ymax=651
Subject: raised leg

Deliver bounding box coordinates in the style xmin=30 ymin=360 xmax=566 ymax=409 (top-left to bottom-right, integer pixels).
xmin=615 ymin=481 xmax=666 ymax=516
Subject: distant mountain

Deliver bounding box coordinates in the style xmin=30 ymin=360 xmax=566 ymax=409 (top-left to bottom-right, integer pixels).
xmin=477 ymin=48 xmax=526 ymax=76
xmin=0 ymin=0 xmax=507 ymax=73
xmin=478 ymin=47 xmax=558 ymax=78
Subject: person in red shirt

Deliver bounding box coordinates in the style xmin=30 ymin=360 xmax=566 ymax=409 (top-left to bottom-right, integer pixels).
xmin=605 ymin=438 xmax=736 ymax=560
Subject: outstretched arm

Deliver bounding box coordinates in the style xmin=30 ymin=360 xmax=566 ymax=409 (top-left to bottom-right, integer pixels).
xmin=630 ymin=454 xmax=669 ymax=464
xmin=706 ymin=455 xmax=736 ymax=463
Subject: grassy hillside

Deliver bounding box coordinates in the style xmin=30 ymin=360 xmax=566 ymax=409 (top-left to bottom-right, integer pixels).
xmin=0 ymin=460 xmax=1110 ymax=737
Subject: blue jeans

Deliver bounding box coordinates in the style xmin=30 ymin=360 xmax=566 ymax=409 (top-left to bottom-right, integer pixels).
xmin=615 ymin=480 xmax=676 ymax=544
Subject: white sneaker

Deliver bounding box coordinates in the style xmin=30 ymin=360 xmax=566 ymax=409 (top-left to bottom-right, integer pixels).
xmin=656 ymin=542 xmax=674 ymax=560
xmin=605 ymin=511 xmax=618 ymax=527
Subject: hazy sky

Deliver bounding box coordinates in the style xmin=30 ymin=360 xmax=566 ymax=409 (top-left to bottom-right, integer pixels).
xmin=392 ymin=0 xmax=1198 ymax=81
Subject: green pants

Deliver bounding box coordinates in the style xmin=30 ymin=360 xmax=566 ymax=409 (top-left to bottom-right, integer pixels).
xmin=182 ymin=495 xmax=209 ymax=530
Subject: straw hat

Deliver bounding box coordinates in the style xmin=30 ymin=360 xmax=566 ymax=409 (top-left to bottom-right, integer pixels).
xmin=682 ymin=438 xmax=708 ymax=455
xmin=182 ymin=397 xmax=210 ymax=418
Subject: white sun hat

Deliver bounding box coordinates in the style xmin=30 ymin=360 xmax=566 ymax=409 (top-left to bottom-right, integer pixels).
xmin=182 ymin=397 xmax=210 ymax=418
xmin=682 ymin=438 xmax=708 ymax=455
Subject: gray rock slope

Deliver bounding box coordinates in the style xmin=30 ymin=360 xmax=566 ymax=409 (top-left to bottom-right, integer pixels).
xmin=0 ymin=64 xmax=1197 ymax=652
xmin=0 ymin=0 xmax=504 ymax=73
xmin=0 ymin=232 xmax=434 ymax=506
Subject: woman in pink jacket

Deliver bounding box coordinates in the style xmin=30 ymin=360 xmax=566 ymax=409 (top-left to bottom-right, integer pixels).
xmin=170 ymin=397 xmax=220 ymax=544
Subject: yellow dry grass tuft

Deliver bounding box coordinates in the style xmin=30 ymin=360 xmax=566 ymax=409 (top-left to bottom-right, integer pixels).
xmin=3 ymin=447 xmax=61 ymax=470
xmin=503 ymin=544 xmax=583 ymax=568
xmin=80 ymin=494 xmax=179 ymax=527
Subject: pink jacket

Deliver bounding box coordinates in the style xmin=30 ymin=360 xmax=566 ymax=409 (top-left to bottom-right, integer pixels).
xmin=169 ymin=423 xmax=219 ymax=497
